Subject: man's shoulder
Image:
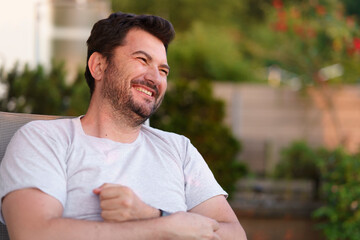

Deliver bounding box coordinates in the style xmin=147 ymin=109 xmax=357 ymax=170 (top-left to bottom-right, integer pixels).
xmin=18 ymin=117 xmax=77 ymax=139
xmin=141 ymin=125 xmax=190 ymax=146
xmin=141 ymin=124 xmax=186 ymax=138
xmin=23 ymin=117 xmax=74 ymax=129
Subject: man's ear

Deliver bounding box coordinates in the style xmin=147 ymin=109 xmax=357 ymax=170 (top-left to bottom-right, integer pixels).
xmin=88 ymin=52 xmax=107 ymax=81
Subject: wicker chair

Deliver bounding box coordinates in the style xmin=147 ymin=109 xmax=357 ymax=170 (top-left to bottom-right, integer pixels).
xmin=0 ymin=111 xmax=63 ymax=240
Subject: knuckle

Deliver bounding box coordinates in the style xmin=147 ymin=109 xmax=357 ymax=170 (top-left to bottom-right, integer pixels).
xmin=101 ymin=211 xmax=108 ymax=219
xmin=121 ymin=186 xmax=132 ymax=195
xmin=123 ymin=199 xmax=132 ymax=208
xmin=102 ymin=183 xmax=112 ymax=189
xmin=122 ymin=211 xmax=131 ymax=219
xmin=100 ymin=201 xmax=107 ymax=209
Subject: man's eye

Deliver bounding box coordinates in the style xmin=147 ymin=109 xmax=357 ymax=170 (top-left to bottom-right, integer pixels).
xmin=160 ymin=69 xmax=169 ymax=76
xmin=138 ymin=57 xmax=147 ymax=63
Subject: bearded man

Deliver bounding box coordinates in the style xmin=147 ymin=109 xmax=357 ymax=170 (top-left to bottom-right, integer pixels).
xmin=0 ymin=12 xmax=247 ymax=240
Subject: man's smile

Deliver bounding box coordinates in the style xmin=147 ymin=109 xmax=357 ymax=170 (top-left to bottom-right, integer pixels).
xmin=131 ymin=81 xmax=159 ymax=99
xmin=134 ymin=86 xmax=153 ymax=97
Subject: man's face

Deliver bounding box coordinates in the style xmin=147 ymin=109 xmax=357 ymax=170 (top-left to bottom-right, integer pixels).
xmin=101 ymin=29 xmax=169 ymax=126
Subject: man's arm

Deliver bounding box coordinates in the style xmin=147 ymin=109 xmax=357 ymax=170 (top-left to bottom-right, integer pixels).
xmin=92 ymin=183 xmax=246 ymax=239
xmin=92 ymin=184 xmax=247 ymax=239
xmin=2 ymin=188 xmax=220 ymax=240
xmin=189 ymin=195 xmax=247 ymax=240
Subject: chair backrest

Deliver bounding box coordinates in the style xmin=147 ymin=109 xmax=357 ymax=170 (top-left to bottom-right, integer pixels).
xmin=0 ymin=111 xmax=63 ymax=240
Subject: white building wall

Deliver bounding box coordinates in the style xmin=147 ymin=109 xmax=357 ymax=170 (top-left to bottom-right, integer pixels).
xmin=0 ymin=0 xmax=110 ymax=76
xmin=0 ymin=0 xmax=52 ymax=70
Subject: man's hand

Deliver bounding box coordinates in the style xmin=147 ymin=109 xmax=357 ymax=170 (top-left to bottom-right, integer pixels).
xmin=93 ymin=183 xmax=159 ymax=222
xmin=163 ymin=211 xmax=220 ymax=240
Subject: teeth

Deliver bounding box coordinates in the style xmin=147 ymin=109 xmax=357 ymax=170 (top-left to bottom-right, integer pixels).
xmin=135 ymin=87 xmax=152 ymax=96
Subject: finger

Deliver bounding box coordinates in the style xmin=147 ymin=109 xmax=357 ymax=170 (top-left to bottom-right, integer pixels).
xmin=93 ymin=183 xmax=114 ymax=195
xmin=100 ymin=209 xmax=117 ymax=222
xmin=93 ymin=187 xmax=102 ymax=195
xmin=212 ymin=232 xmax=221 ymax=240
xmin=211 ymin=220 xmax=220 ymax=232
xmin=99 ymin=185 xmax=130 ymax=200
xmin=100 ymin=197 xmax=131 ymax=211
xmin=101 ymin=185 xmax=134 ymax=201
xmin=99 ymin=187 xmax=120 ymax=200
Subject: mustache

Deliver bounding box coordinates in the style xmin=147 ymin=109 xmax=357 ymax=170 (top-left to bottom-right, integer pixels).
xmin=131 ymin=79 xmax=159 ymax=96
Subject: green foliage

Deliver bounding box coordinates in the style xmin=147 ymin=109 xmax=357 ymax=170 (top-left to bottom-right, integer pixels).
xmin=111 ymin=0 xmax=268 ymax=82
xmin=247 ymin=0 xmax=360 ymax=88
xmin=274 ymin=140 xmax=360 ymax=239
xmin=0 ymin=63 xmax=89 ymax=115
xmin=111 ymin=0 xmax=249 ymax=31
xmin=168 ymin=22 xmax=260 ymax=82
xmin=273 ymin=140 xmax=320 ymax=181
xmin=313 ymin=148 xmax=360 ymax=240
xmin=151 ymin=78 xmax=247 ymax=195
xmin=273 ymin=140 xmax=321 ymax=200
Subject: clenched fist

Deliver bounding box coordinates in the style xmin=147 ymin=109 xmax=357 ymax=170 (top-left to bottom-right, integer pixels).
xmin=93 ymin=183 xmax=159 ymax=222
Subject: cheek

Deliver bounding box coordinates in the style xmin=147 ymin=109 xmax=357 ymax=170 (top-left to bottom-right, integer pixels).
xmin=160 ymin=80 xmax=167 ymax=95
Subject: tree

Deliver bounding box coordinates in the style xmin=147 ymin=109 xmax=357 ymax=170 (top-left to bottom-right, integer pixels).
xmin=242 ymin=0 xmax=360 ymax=147
xmin=0 ymin=63 xmax=89 ymax=115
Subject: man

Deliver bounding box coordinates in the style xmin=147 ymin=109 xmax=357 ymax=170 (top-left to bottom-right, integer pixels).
xmin=0 ymin=12 xmax=247 ymax=240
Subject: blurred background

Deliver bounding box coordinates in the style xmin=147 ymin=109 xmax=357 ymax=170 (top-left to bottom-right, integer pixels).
xmin=1 ymin=0 xmax=360 ymax=239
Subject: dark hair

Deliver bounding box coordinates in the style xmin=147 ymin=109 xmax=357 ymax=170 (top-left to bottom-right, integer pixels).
xmin=85 ymin=12 xmax=175 ymax=95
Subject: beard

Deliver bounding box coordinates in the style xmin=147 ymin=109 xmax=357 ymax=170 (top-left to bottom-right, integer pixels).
xmin=101 ymin=60 xmax=164 ymax=127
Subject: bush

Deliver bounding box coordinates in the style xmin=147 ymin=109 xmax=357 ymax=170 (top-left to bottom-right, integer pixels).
xmin=313 ymin=148 xmax=360 ymax=240
xmin=0 ymin=63 xmax=89 ymax=115
xmin=274 ymin=140 xmax=321 ymax=180
xmin=273 ymin=140 xmax=321 ymax=199
xmin=274 ymin=140 xmax=360 ymax=239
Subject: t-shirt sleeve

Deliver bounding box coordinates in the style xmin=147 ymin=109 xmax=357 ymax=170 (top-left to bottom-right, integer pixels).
xmin=183 ymin=140 xmax=227 ymax=210
xmin=0 ymin=122 xmax=67 ymax=223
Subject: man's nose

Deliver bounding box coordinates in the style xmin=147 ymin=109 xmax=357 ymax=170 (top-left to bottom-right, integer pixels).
xmin=144 ymin=65 xmax=162 ymax=85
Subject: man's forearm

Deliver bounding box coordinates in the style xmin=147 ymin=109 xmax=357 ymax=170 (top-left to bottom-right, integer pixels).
xmin=8 ymin=213 xmax=222 ymax=240
xmin=36 ymin=217 xmax=166 ymax=240
xmin=217 ymin=222 xmax=247 ymax=240
xmin=188 ymin=195 xmax=247 ymax=240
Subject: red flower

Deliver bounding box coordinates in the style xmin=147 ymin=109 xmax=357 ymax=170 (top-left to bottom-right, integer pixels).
xmin=316 ymin=5 xmax=326 ymax=16
xmin=272 ymin=0 xmax=283 ymax=9
xmin=274 ymin=21 xmax=287 ymax=32
xmin=353 ymin=38 xmax=360 ymax=51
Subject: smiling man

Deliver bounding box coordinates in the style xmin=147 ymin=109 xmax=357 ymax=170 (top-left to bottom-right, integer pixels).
xmin=0 ymin=12 xmax=247 ymax=240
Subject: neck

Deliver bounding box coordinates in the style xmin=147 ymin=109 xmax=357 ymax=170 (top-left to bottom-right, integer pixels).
xmin=81 ymin=97 xmax=142 ymax=143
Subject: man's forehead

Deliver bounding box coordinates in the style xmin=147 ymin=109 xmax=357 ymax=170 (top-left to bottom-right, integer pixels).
xmin=122 ymin=29 xmax=166 ymax=51
xmin=117 ymin=30 xmax=168 ymax=61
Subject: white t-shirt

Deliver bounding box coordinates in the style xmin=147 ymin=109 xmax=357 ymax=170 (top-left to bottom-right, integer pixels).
xmin=0 ymin=117 xmax=226 ymax=223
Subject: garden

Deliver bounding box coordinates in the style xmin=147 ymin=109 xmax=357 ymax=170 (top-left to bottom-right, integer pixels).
xmin=1 ymin=0 xmax=360 ymax=239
